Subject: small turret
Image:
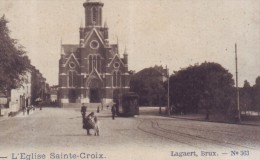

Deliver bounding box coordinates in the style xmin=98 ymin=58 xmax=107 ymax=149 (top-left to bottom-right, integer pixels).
xmin=104 ymin=20 xmax=108 ymax=28
xmin=123 ymin=46 xmax=128 ymax=64
xmin=103 ymin=20 xmax=109 ymax=39
xmin=79 ymin=20 xmax=85 ymax=39
xmin=60 ymin=38 xmax=65 ymax=57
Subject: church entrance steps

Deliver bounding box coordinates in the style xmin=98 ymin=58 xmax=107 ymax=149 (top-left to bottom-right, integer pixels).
xmin=61 ymin=103 xmax=102 ymax=109
xmin=61 ymin=103 xmax=109 ymax=114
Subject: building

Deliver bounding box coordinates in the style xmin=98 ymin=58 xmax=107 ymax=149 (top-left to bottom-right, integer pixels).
xmin=7 ymin=65 xmax=49 ymax=114
xmin=50 ymin=85 xmax=58 ymax=104
xmin=30 ymin=66 xmax=49 ymax=105
xmin=9 ymin=71 xmax=32 ymax=113
xmin=58 ymin=0 xmax=130 ymax=105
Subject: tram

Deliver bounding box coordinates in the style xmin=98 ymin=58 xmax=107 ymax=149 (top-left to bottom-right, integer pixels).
xmin=113 ymin=92 xmax=139 ymax=117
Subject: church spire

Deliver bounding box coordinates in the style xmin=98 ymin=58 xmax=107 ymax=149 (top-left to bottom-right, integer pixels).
xmin=103 ymin=20 xmax=109 ymax=39
xmin=60 ymin=38 xmax=65 ymax=56
xmin=123 ymin=46 xmax=128 ymax=64
xmin=116 ymin=36 xmax=119 ymax=54
xmin=79 ymin=19 xmax=84 ymax=39
xmin=124 ymin=46 xmax=128 ymax=55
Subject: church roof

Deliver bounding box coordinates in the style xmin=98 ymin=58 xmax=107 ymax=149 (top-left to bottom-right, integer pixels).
xmin=86 ymin=0 xmax=103 ymax=3
xmin=110 ymin=44 xmax=118 ymax=54
xmin=61 ymin=44 xmax=78 ymax=55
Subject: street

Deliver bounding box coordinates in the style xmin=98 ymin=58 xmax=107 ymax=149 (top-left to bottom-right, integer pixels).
xmin=0 ymin=107 xmax=260 ymax=160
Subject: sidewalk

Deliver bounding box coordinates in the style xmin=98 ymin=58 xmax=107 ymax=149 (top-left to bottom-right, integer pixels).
xmin=0 ymin=108 xmax=37 ymax=122
xmin=168 ymin=113 xmax=260 ymax=126
xmin=0 ymin=115 xmax=8 ymax=122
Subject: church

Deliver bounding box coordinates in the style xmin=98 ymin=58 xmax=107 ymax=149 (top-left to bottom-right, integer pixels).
xmin=58 ymin=0 xmax=130 ymax=105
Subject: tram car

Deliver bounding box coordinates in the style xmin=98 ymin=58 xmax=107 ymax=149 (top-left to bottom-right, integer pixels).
xmin=113 ymin=92 xmax=139 ymax=117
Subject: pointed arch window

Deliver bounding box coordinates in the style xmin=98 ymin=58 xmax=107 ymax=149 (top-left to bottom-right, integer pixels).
xmin=89 ymin=55 xmax=102 ymax=73
xmin=92 ymin=7 xmax=97 ymax=24
xmin=68 ymin=70 xmax=77 ymax=87
xmin=89 ymin=55 xmax=92 ymax=73
xmin=97 ymin=56 xmax=101 ymax=72
xmin=117 ymin=71 xmax=121 ymax=87
xmin=112 ymin=71 xmax=121 ymax=88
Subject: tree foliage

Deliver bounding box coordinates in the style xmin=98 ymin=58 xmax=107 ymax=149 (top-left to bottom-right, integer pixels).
xmin=169 ymin=62 xmax=234 ymax=119
xmin=130 ymin=66 xmax=166 ymax=106
xmin=0 ymin=15 xmax=30 ymax=95
xmin=240 ymin=80 xmax=253 ymax=114
xmin=252 ymin=76 xmax=260 ymax=116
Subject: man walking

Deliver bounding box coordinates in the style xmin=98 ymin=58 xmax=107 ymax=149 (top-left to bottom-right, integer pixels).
xmin=81 ymin=103 xmax=87 ymax=118
xmin=111 ymin=104 xmax=116 ymax=120
xmin=26 ymin=106 xmax=30 ymax=115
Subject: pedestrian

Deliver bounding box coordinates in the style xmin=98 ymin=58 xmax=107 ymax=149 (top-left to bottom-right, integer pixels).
xmin=26 ymin=106 xmax=30 ymax=115
xmin=111 ymin=104 xmax=116 ymax=120
xmin=83 ymin=112 xmax=96 ymax=135
xmin=97 ymin=106 xmax=100 ymax=113
xmin=22 ymin=106 xmax=26 ymax=115
xmin=107 ymin=105 xmax=109 ymax=110
xmin=81 ymin=103 xmax=87 ymax=119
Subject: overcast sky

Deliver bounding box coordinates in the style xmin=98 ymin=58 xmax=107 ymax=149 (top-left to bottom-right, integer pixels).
xmin=0 ymin=0 xmax=259 ymax=86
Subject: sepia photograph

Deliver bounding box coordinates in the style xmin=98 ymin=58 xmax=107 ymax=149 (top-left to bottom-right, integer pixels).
xmin=0 ymin=0 xmax=260 ymax=159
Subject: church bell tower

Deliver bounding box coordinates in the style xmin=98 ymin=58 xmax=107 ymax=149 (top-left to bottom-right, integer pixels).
xmin=83 ymin=0 xmax=104 ymax=27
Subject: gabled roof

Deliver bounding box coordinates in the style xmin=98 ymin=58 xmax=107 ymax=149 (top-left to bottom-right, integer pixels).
xmin=86 ymin=68 xmax=103 ymax=86
xmin=84 ymin=28 xmax=105 ymax=47
xmin=107 ymin=53 xmax=127 ymax=67
xmin=89 ymin=68 xmax=103 ymax=81
xmin=63 ymin=53 xmax=80 ymax=67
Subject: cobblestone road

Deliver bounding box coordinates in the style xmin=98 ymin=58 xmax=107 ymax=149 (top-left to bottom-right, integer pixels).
xmin=0 ymin=107 xmax=260 ymax=160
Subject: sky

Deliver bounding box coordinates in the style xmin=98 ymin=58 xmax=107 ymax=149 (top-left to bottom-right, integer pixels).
xmin=0 ymin=0 xmax=259 ymax=86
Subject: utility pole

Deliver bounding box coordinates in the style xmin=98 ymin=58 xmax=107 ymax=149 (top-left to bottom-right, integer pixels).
xmin=235 ymin=43 xmax=241 ymax=122
xmin=166 ymin=65 xmax=170 ymax=116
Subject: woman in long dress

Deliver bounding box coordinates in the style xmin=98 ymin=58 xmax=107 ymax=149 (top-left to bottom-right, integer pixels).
xmin=83 ymin=112 xmax=96 ymax=135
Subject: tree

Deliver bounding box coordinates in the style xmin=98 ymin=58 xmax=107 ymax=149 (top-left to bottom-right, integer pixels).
xmin=0 ymin=15 xmax=30 ymax=95
xmin=169 ymin=62 xmax=234 ymax=120
xmin=130 ymin=66 xmax=166 ymax=106
xmin=252 ymin=76 xmax=260 ymax=117
xmin=240 ymin=80 xmax=253 ymax=115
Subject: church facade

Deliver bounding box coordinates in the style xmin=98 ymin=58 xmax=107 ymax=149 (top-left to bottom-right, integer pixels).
xmin=58 ymin=0 xmax=130 ymax=105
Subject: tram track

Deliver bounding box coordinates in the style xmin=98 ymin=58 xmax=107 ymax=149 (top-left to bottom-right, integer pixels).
xmin=136 ymin=119 xmax=257 ymax=150
xmin=136 ymin=119 xmax=202 ymax=149
xmin=157 ymin=119 xmax=260 ymax=141
xmin=153 ymin=120 xmax=256 ymax=150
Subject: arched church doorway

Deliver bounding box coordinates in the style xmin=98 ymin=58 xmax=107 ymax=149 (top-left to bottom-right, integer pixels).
xmin=90 ymin=89 xmax=100 ymax=103
xmin=68 ymin=89 xmax=77 ymax=103
xmin=88 ymin=78 xmax=102 ymax=103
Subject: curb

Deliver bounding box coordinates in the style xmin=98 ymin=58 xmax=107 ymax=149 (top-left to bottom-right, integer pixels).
xmin=160 ymin=115 xmax=260 ymax=127
xmin=0 ymin=109 xmax=36 ymax=122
